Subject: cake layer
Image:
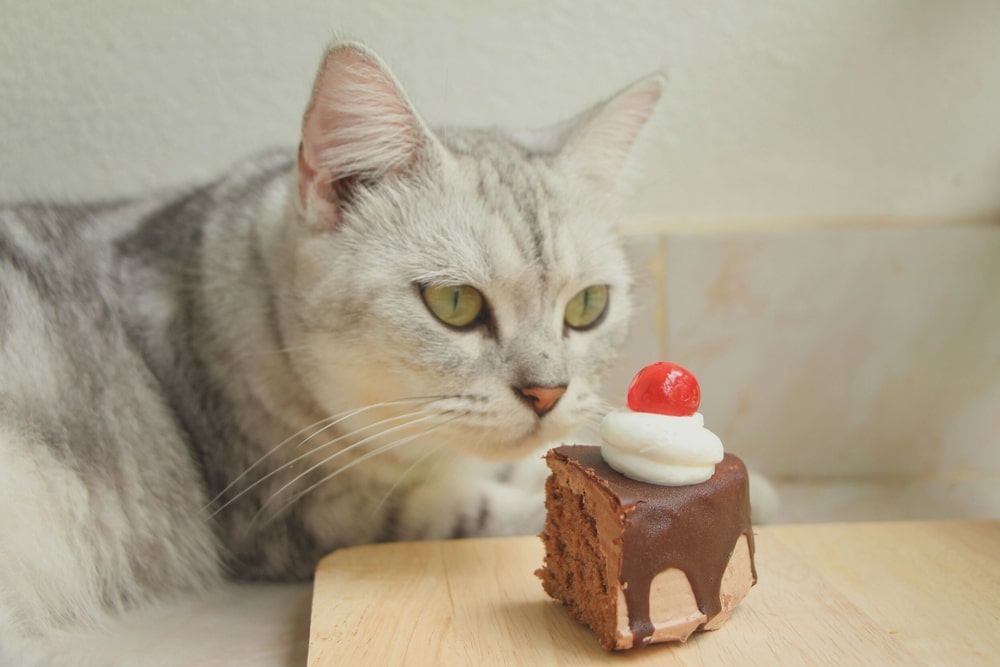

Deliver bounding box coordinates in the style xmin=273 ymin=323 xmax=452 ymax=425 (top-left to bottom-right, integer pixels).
xmin=537 ymin=445 xmax=756 ymax=650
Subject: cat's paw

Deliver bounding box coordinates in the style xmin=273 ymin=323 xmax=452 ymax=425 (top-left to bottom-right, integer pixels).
xmin=395 ymin=457 xmax=547 ymax=541
xmin=477 ymin=481 xmax=547 ymax=537
xmin=496 ymin=449 xmax=551 ymax=491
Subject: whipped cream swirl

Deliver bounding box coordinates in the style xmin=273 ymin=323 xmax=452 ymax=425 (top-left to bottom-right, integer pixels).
xmin=600 ymin=409 xmax=724 ymax=486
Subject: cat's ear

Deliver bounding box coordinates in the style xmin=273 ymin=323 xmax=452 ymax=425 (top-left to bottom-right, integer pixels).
xmin=561 ymin=74 xmax=665 ymax=197
xmin=298 ymin=42 xmax=432 ymax=226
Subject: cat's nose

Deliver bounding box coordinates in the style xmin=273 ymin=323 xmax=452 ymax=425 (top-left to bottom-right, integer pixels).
xmin=514 ymin=385 xmax=567 ymax=417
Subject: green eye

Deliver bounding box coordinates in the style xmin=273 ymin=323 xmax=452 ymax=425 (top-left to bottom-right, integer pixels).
xmin=565 ymin=285 xmax=609 ymax=330
xmin=421 ymin=284 xmax=485 ymax=328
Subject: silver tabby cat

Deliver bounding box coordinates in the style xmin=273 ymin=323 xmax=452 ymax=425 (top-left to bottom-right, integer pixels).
xmin=0 ymin=42 xmax=663 ymax=663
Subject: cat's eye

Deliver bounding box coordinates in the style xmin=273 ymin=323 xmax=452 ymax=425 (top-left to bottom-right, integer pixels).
xmin=564 ymin=285 xmax=609 ymax=330
xmin=421 ymin=284 xmax=485 ymax=329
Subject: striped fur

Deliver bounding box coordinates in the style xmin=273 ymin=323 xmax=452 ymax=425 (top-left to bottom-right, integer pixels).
xmin=0 ymin=42 xmax=662 ymax=664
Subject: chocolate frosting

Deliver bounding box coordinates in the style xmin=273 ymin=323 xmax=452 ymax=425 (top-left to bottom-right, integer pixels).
xmin=553 ymin=446 xmax=756 ymax=647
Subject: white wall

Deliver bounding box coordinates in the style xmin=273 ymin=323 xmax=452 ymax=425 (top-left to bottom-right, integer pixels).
xmin=4 ymin=2 xmax=999 ymax=522
xmin=3 ymin=1 xmax=1000 ymax=230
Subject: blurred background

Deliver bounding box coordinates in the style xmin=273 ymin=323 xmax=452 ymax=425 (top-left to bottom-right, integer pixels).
xmin=2 ymin=0 xmax=998 ymax=522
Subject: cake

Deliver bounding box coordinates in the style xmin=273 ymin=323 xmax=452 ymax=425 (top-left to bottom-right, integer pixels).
xmin=536 ymin=362 xmax=757 ymax=650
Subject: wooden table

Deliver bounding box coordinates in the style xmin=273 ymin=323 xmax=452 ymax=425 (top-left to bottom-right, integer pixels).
xmin=307 ymin=520 xmax=1000 ymax=666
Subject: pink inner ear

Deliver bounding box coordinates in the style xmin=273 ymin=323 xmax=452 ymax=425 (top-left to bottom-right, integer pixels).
xmin=297 ymin=43 xmax=426 ymax=218
xmin=570 ymin=75 xmax=664 ymax=197
xmin=297 ymin=141 xmax=339 ymax=226
xmin=297 ymin=142 xmax=317 ymax=205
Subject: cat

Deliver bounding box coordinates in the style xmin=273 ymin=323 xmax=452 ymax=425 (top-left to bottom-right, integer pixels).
xmin=0 ymin=42 xmax=665 ymax=664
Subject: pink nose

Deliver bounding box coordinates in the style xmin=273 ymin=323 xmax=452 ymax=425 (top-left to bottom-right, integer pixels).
xmin=515 ymin=385 xmax=567 ymax=417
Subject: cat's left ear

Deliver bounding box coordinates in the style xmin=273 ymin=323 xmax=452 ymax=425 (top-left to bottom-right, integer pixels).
xmin=297 ymin=42 xmax=435 ymax=227
xmin=561 ymin=74 xmax=665 ymax=198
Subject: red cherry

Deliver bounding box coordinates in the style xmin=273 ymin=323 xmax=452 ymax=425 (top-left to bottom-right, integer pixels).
xmin=626 ymin=361 xmax=701 ymax=416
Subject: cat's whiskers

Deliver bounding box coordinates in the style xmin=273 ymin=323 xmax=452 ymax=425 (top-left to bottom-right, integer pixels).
xmin=212 ymin=408 xmax=437 ymax=518
xmin=370 ymin=440 xmax=447 ymax=520
xmin=255 ymin=412 xmax=466 ymax=526
xmin=256 ymin=343 xmax=328 ymax=357
xmin=206 ymin=396 xmax=451 ymax=515
xmin=251 ymin=411 xmax=445 ymax=519
xmin=290 ymin=399 xmax=446 ymax=451
xmin=569 ymin=396 xmax=611 ymax=442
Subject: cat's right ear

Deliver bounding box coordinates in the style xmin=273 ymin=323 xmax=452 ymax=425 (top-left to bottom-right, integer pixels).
xmin=298 ymin=42 xmax=433 ymax=227
xmin=560 ymin=74 xmax=665 ymax=201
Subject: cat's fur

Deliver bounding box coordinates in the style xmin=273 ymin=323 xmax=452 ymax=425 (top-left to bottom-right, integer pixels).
xmin=0 ymin=43 xmax=665 ymax=664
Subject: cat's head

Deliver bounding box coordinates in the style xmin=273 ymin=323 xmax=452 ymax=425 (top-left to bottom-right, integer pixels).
xmin=281 ymin=43 xmax=662 ymax=462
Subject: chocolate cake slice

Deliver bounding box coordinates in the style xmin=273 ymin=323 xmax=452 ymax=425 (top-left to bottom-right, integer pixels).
xmin=537 ymin=445 xmax=756 ymax=650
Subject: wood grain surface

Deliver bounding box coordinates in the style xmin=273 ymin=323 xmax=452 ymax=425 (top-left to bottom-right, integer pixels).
xmin=307 ymin=520 xmax=1000 ymax=666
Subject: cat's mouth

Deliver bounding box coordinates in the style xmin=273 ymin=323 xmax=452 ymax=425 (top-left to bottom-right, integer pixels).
xmin=441 ymin=404 xmax=587 ymax=462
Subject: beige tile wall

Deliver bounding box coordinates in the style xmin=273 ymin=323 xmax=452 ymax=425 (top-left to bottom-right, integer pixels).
xmin=602 ymin=223 xmax=1000 ymax=523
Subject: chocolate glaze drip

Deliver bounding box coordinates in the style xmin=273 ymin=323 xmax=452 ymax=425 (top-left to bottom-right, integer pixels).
xmin=555 ymin=446 xmax=756 ymax=647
